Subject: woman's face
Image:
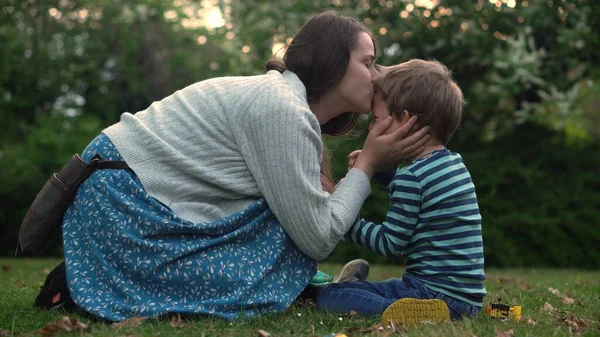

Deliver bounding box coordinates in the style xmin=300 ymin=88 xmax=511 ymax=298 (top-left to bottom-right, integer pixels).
xmin=335 ymin=32 xmax=380 ymax=114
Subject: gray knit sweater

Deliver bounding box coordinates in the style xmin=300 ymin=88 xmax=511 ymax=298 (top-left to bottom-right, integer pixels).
xmin=103 ymin=70 xmax=371 ymax=260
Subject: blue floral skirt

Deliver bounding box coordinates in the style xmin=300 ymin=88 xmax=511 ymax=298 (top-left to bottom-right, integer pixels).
xmin=62 ymin=133 xmax=316 ymax=322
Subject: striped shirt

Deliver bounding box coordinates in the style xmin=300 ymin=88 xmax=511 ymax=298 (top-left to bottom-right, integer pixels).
xmin=349 ymin=148 xmax=486 ymax=306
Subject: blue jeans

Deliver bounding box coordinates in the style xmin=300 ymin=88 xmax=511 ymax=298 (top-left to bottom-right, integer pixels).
xmin=313 ymin=273 xmax=481 ymax=320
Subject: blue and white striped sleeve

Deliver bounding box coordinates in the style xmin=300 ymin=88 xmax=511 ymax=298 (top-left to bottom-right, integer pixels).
xmin=349 ymin=169 xmax=421 ymax=257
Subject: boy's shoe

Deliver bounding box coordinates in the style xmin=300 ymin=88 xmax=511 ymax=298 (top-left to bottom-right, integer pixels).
xmin=334 ymin=259 xmax=369 ymax=283
xmin=381 ymin=298 xmax=450 ymax=326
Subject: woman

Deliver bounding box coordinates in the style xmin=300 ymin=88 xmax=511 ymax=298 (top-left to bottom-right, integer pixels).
xmin=39 ymin=11 xmax=429 ymax=321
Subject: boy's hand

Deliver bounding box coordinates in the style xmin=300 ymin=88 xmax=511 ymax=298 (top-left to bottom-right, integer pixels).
xmin=348 ymin=150 xmax=362 ymax=170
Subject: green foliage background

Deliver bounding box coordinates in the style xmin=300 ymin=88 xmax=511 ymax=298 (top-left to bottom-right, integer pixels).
xmin=1 ymin=0 xmax=598 ymax=267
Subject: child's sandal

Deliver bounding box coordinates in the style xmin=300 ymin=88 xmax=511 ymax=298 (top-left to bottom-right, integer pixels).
xmin=381 ymin=298 xmax=450 ymax=326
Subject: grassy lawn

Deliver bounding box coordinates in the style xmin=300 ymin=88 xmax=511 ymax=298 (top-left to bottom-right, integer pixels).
xmin=1 ymin=258 xmax=599 ymax=336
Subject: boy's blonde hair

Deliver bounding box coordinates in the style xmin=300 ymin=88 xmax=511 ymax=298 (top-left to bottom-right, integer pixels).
xmin=375 ymin=59 xmax=464 ymax=145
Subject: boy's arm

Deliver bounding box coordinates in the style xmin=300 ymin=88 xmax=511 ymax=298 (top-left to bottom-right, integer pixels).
xmin=348 ymin=169 xmax=421 ymax=257
xmin=372 ymin=170 xmax=397 ymax=188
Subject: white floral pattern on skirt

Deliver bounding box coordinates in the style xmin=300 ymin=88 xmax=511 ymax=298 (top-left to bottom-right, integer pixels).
xmin=62 ymin=133 xmax=316 ymax=322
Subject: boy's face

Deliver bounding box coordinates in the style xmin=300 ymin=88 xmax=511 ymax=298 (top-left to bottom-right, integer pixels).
xmin=368 ymin=91 xmax=390 ymax=132
xmin=369 ymin=91 xmax=402 ymax=131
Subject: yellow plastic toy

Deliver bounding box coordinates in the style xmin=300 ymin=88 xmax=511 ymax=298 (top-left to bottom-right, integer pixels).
xmin=485 ymin=303 xmax=521 ymax=322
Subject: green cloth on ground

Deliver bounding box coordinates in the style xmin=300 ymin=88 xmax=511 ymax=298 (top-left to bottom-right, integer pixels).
xmin=310 ymin=270 xmax=334 ymax=285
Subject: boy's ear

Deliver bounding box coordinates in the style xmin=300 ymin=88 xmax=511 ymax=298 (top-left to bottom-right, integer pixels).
xmin=400 ymin=110 xmax=411 ymax=124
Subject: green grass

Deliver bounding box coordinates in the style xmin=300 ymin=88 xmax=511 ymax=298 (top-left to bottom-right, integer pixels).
xmin=1 ymin=258 xmax=599 ymax=336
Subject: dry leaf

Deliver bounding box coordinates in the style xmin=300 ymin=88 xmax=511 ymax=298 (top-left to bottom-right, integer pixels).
xmin=562 ymin=295 xmax=576 ymax=305
xmin=548 ymin=287 xmax=561 ymax=296
xmin=541 ymin=302 xmax=555 ymax=312
xmin=169 ymin=314 xmax=186 ymax=328
xmin=374 ymin=321 xmax=407 ymax=337
xmin=0 ymin=329 xmax=11 ymax=336
xmin=111 ymin=316 xmax=146 ymax=328
xmin=42 ymin=268 xmax=51 ymax=274
xmin=1 ymin=265 xmax=10 ymax=273
xmin=561 ymin=314 xmax=588 ymax=334
xmin=37 ymin=316 xmax=89 ymax=337
xmin=495 ymin=328 xmax=515 ymax=337
xmin=526 ymin=318 xmax=537 ymax=326
xmin=374 ymin=325 xmax=390 ymax=337
xmin=341 ymin=310 xmax=357 ymax=318
xmin=256 ymin=329 xmax=271 ymax=337
xmin=14 ymin=279 xmax=25 ymax=288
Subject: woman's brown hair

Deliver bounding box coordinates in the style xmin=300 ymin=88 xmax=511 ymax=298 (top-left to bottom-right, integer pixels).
xmin=266 ymin=11 xmax=376 ymax=190
xmin=266 ymin=11 xmax=376 ymax=136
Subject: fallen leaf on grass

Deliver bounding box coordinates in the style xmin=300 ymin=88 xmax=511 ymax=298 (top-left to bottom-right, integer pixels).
xmin=562 ymin=295 xmax=575 ymax=305
xmin=559 ymin=314 xmax=589 ymax=335
xmin=526 ymin=318 xmax=537 ymax=326
xmin=548 ymin=287 xmax=561 ymax=296
xmin=494 ymin=328 xmax=515 ymax=337
xmin=14 ymin=279 xmax=25 ymax=288
xmin=366 ymin=321 xmax=407 ymax=337
xmin=548 ymin=287 xmax=577 ymax=304
xmin=541 ymin=302 xmax=555 ymax=312
xmin=37 ymin=316 xmax=89 ymax=337
xmin=169 ymin=314 xmax=186 ymax=328
xmin=256 ymin=329 xmax=271 ymax=337
xmin=1 ymin=265 xmax=10 ymax=273
xmin=0 ymin=329 xmax=11 ymax=336
xmin=111 ymin=316 xmax=146 ymax=328
xmin=341 ymin=310 xmax=357 ymax=318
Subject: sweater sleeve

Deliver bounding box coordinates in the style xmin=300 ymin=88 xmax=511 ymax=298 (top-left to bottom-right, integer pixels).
xmin=349 ymin=169 xmax=421 ymax=257
xmin=234 ymin=87 xmax=371 ymax=260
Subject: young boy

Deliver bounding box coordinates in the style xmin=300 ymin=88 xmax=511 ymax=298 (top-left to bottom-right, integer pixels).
xmin=313 ymin=59 xmax=486 ymax=325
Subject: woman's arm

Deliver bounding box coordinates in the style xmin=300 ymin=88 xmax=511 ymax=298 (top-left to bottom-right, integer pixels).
xmin=235 ymin=89 xmax=371 ymax=260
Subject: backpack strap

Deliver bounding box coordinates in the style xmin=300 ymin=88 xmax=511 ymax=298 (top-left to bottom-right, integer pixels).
xmin=89 ymin=154 xmax=133 ymax=171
